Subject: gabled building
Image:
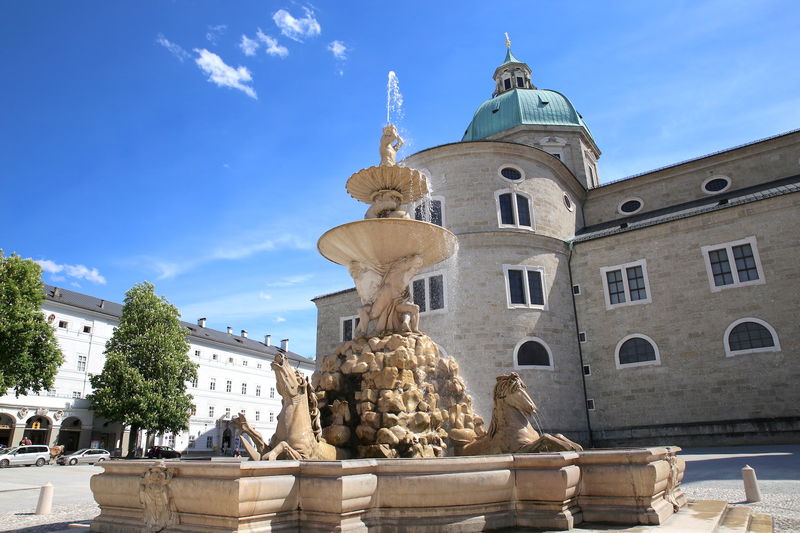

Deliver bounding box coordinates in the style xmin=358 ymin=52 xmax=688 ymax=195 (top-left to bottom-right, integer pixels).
xmin=313 ymin=48 xmax=800 ymax=446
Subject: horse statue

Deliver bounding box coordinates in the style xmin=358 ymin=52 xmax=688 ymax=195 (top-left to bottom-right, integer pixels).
xmin=232 ymin=352 xmax=349 ymax=461
xmin=453 ymin=373 xmax=583 ymax=455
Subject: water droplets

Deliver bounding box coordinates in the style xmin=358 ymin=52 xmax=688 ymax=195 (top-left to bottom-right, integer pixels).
xmin=386 ymin=71 xmax=404 ymax=126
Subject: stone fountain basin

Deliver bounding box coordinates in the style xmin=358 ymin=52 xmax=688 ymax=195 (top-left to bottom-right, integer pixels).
xmin=89 ymin=447 xmax=686 ymax=533
xmin=318 ymin=218 xmax=458 ymax=269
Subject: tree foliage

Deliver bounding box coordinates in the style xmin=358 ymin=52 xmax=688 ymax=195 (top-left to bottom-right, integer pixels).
xmin=89 ymin=282 xmax=197 ymax=436
xmin=0 ymin=250 xmax=63 ymax=397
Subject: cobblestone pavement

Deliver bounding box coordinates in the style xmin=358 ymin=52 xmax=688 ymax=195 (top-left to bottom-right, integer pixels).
xmin=680 ymin=444 xmax=800 ymax=533
xmin=0 ymin=445 xmax=796 ymax=532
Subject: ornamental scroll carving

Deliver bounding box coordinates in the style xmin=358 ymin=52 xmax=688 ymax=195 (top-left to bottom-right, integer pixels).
xmin=139 ymin=463 xmax=178 ymax=532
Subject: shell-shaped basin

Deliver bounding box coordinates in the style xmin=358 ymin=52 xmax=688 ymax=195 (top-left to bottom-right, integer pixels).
xmin=346 ymin=165 xmax=429 ymax=205
xmin=318 ymin=219 xmax=457 ymax=270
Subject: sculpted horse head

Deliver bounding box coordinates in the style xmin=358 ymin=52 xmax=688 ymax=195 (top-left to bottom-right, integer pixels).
xmin=271 ymin=351 xmax=305 ymax=401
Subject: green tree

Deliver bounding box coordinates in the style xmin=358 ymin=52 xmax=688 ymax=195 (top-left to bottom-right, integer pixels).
xmin=0 ymin=250 xmax=63 ymax=396
xmin=89 ymin=282 xmax=197 ymax=456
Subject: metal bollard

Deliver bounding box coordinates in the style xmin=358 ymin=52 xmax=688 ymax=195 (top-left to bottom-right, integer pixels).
xmin=35 ymin=482 xmax=54 ymax=515
xmin=742 ymin=465 xmax=762 ymax=503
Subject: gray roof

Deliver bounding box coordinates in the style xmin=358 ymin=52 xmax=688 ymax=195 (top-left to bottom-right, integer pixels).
xmin=311 ymin=287 xmax=356 ymax=302
xmin=572 ymin=174 xmax=800 ymax=243
xmin=43 ymin=284 xmax=315 ymax=366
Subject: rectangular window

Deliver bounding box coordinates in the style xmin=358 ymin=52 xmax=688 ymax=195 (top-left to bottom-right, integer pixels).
xmin=255 ymin=411 xmax=261 ymax=421
xmin=504 ymin=265 xmax=547 ymax=309
xmin=269 ymin=412 xmax=274 ymax=423
xmin=72 ymin=391 xmax=81 ymax=399
xmin=241 ymin=383 xmax=247 ymax=395
xmin=226 ymin=380 xmax=232 ymax=393
xmin=228 ymin=357 xmax=234 ymax=364
xmin=496 ymin=191 xmax=533 ymax=229
xmin=212 ymin=353 xmax=218 ymax=361
xmin=257 ymin=363 xmax=262 ymax=369
xmin=206 ymin=436 xmax=213 ymax=448
xmin=572 ymin=284 xmax=581 ymax=295
xmin=701 ymin=237 xmax=765 ymax=291
xmin=270 ymin=387 xmax=275 ymax=399
xmin=256 ymin=385 xmax=261 ymax=397
xmin=190 ymin=405 xmax=196 ymax=416
xmin=600 ymin=259 xmax=651 ymax=309
xmin=194 ymin=350 xmax=201 ymax=357
xmin=586 ymin=399 xmax=595 ymax=410
xmin=209 ymin=378 xmax=216 ymax=391
xmin=83 ymin=325 xmax=92 ymax=334
xmin=341 ymin=315 xmax=360 ymax=342
xmin=504 ymin=78 xmax=511 ymax=90
xmin=414 ymin=197 xmax=444 ymax=226
xmin=583 ymin=365 xmax=591 ymax=376
xmin=411 ymin=272 xmax=446 ymax=314
xmin=191 ymin=377 xmax=198 ymax=388
xmin=188 ymin=436 xmax=196 ymax=449
xmin=516 ymin=76 xmax=524 ymax=87
xmin=242 ymin=360 xmax=248 ymax=367
xmin=58 ymin=320 xmax=68 ymax=329
xmin=578 ymin=332 xmax=587 ymax=343
xmin=77 ymin=355 xmax=87 ymax=372
xmin=225 ymin=407 xmax=231 ymax=418
xmin=209 ymin=406 xmax=215 ymax=417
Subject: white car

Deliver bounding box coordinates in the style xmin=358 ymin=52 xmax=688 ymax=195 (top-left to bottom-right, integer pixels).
xmin=0 ymin=445 xmax=50 ymax=467
xmin=57 ymin=448 xmax=111 ymax=465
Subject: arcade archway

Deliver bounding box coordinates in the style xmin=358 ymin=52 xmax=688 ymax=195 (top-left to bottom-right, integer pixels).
xmin=57 ymin=417 xmax=83 ymax=452
xmin=0 ymin=414 xmax=14 ymax=447
xmin=23 ymin=415 xmax=51 ymax=445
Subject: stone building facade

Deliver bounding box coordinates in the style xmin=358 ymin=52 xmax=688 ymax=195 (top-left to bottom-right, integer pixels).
xmin=0 ymin=285 xmax=314 ymax=454
xmin=313 ymin=48 xmax=800 ymax=447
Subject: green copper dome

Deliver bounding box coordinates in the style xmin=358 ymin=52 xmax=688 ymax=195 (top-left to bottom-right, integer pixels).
xmin=462 ymin=88 xmax=594 ymax=142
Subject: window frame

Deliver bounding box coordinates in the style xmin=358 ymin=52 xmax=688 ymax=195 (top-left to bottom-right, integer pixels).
xmin=617 ymin=197 xmax=644 ymax=215
xmin=76 ymin=354 xmax=87 ymax=372
xmin=513 ymin=337 xmax=555 ymax=371
xmin=701 ymin=175 xmax=732 ymax=195
xmin=410 ymin=270 xmax=447 ymax=315
xmin=503 ymin=265 xmax=548 ymax=310
xmin=412 ymin=195 xmax=445 ymax=227
xmin=600 ymin=259 xmax=652 ymax=310
xmin=494 ymin=189 xmax=535 ymax=231
xmin=340 ymin=315 xmax=360 ymax=342
xmin=497 ymin=163 xmax=525 ymax=183
xmin=701 ymin=236 xmax=765 ymax=292
xmin=723 ymin=317 xmax=781 ymax=357
xmin=614 ymin=333 xmax=661 ymax=369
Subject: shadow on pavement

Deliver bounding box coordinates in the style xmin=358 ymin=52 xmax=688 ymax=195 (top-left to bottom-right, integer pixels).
xmin=679 ymin=444 xmax=799 ymax=483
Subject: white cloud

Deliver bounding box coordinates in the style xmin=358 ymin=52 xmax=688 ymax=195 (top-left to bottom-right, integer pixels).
xmin=206 ymin=24 xmax=227 ymax=45
xmin=259 ymin=292 xmax=273 ymax=300
xmin=156 ymin=33 xmax=190 ymax=62
xmin=144 ymin=234 xmax=312 ymax=280
xmin=239 ymin=34 xmax=259 ymax=56
xmin=194 ymin=49 xmax=257 ymax=99
xmin=267 ymin=274 xmax=313 ymax=287
xmin=35 ymin=259 xmax=107 ymax=285
xmin=272 ymin=7 xmax=321 ymax=42
xmin=274 ymin=316 xmax=286 ymax=323
xmin=256 ymin=29 xmax=289 ymax=58
xmin=328 ymin=40 xmax=347 ymax=60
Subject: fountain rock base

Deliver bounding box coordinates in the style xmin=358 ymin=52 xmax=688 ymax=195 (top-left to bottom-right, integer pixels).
xmin=314 ymin=332 xmax=483 ymax=459
xmin=89 ymin=447 xmax=687 ymax=533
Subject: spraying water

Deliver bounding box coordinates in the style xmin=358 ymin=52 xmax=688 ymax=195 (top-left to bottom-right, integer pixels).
xmin=386 ymin=71 xmax=404 ymax=125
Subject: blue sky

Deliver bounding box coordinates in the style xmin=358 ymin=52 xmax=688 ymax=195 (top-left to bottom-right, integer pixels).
xmin=2 ymin=1 xmax=799 ymax=359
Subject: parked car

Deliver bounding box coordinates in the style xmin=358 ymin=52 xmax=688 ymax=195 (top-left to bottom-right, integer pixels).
xmin=146 ymin=446 xmax=181 ymax=459
xmin=57 ymin=448 xmax=111 ymax=466
xmin=0 ymin=445 xmax=51 ymax=467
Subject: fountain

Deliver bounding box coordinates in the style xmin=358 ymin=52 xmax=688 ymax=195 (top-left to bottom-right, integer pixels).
xmin=88 ymin=82 xmax=689 ymax=533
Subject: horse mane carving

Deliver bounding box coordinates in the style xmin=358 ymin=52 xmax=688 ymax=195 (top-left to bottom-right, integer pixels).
xmin=456 ymin=373 xmax=583 ymax=456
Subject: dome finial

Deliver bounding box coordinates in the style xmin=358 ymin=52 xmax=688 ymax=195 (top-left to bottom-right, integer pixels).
xmin=504 ymin=32 xmax=511 ymax=48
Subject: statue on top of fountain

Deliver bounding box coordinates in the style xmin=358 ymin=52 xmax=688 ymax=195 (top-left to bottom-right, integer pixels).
xmin=379 ymin=124 xmax=404 ymax=166
xmin=349 ymin=254 xmax=422 ymax=336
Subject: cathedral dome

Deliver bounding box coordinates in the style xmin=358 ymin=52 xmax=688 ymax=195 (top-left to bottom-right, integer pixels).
xmin=462 ymin=88 xmax=594 ymax=142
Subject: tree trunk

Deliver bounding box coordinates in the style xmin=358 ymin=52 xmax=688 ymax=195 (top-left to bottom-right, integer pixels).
xmin=126 ymin=425 xmax=140 ymax=458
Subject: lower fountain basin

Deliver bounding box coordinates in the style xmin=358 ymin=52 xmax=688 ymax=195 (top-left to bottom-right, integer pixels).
xmin=89 ymin=447 xmax=687 ymax=533
xmin=318 ymin=218 xmax=458 ymax=270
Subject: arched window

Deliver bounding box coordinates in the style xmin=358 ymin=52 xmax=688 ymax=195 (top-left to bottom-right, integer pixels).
xmin=495 ymin=190 xmax=533 ymax=230
xmin=513 ymin=338 xmax=554 ymax=370
xmin=615 ymin=334 xmax=660 ymax=368
xmin=724 ymin=318 xmax=780 ymax=356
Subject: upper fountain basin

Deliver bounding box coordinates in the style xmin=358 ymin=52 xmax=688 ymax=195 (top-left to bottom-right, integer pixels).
xmin=318 ymin=218 xmax=458 ymax=270
xmin=346 ymin=165 xmax=429 ymax=205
